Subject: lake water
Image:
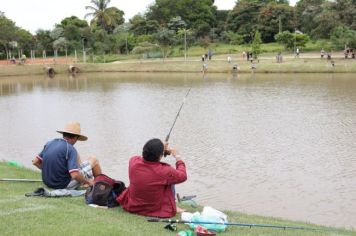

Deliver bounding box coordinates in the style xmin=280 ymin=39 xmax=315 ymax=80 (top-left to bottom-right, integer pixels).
xmin=0 ymin=72 xmax=355 ymax=229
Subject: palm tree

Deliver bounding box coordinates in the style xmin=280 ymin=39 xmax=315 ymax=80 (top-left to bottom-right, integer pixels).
xmin=85 ymin=0 xmax=121 ymax=32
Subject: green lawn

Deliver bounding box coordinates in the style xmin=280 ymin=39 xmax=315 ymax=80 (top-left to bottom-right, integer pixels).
xmin=0 ymin=161 xmax=355 ymax=236
xmin=1 ymin=55 xmax=356 ymax=77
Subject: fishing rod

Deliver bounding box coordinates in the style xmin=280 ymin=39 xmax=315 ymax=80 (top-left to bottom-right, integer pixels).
xmin=147 ymin=218 xmax=321 ymax=231
xmin=165 ymin=88 xmax=191 ymax=142
xmin=0 ymin=178 xmax=42 ymax=182
xmin=164 ymin=88 xmax=191 ymax=156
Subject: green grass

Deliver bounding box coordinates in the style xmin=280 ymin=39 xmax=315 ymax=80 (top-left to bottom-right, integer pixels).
xmin=1 ymin=54 xmax=355 ymax=77
xmin=0 ymin=161 xmax=355 ymax=236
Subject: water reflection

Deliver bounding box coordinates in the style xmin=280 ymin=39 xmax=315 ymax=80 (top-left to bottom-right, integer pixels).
xmin=0 ymin=72 xmax=356 ymax=229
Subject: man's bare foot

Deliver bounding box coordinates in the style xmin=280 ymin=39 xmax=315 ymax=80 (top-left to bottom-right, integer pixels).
xmin=177 ymin=207 xmax=186 ymax=213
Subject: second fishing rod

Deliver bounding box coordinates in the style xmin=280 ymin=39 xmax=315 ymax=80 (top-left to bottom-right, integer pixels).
xmin=164 ymin=88 xmax=191 ymax=156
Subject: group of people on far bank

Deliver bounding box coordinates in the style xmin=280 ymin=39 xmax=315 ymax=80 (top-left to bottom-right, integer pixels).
xmin=32 ymin=122 xmax=187 ymax=218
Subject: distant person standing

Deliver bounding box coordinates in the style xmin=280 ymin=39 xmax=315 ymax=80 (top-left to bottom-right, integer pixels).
xmin=20 ymin=54 xmax=27 ymax=64
xmin=327 ymin=52 xmax=332 ymax=60
xmin=10 ymin=56 xmax=16 ymax=64
xmin=320 ymin=48 xmax=325 ymax=58
xmin=295 ymin=47 xmax=300 ymax=58
xmin=202 ymin=63 xmax=208 ymax=74
xmin=276 ymin=52 xmax=283 ymax=63
xmin=242 ymin=51 xmax=246 ymax=60
xmin=208 ymin=49 xmax=213 ymax=60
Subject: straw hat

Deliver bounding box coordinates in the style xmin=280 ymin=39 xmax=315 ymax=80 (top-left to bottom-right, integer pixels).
xmin=56 ymin=122 xmax=88 ymax=141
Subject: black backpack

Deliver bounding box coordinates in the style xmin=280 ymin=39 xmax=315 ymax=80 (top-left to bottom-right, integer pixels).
xmin=85 ymin=174 xmax=126 ymax=208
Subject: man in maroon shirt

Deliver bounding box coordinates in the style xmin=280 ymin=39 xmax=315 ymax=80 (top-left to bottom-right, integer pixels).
xmin=117 ymin=138 xmax=187 ymax=218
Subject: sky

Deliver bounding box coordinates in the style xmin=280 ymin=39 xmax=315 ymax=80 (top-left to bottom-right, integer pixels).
xmin=1 ymin=0 xmax=298 ymax=34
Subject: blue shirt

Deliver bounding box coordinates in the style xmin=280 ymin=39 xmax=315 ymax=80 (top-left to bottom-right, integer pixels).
xmin=37 ymin=139 xmax=78 ymax=189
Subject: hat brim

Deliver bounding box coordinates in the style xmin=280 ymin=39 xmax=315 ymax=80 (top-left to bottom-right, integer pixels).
xmin=56 ymin=130 xmax=88 ymax=141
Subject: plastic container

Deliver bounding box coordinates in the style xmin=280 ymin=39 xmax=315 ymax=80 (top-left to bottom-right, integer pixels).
xmin=176 ymin=230 xmax=194 ymax=236
xmin=195 ymin=226 xmax=216 ymax=236
xmin=196 ymin=232 xmax=216 ymax=236
xmin=7 ymin=161 xmax=22 ymax=168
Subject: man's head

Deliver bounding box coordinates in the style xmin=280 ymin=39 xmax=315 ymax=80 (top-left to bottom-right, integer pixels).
xmin=142 ymin=138 xmax=164 ymax=162
xmin=62 ymin=132 xmax=80 ymax=145
xmin=56 ymin=122 xmax=87 ymax=143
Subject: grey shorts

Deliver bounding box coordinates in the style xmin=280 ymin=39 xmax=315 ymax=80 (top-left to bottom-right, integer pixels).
xmin=66 ymin=161 xmax=93 ymax=189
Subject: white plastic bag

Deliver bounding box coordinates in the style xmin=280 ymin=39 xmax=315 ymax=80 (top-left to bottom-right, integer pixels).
xmin=201 ymin=206 xmax=227 ymax=222
xmin=185 ymin=206 xmax=229 ymax=232
xmin=181 ymin=212 xmax=194 ymax=222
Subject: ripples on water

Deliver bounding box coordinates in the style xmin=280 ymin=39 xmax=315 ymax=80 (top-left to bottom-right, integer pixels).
xmin=0 ymin=72 xmax=355 ymax=229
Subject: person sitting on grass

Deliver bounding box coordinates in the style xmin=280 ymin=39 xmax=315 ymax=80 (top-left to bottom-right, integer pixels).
xmin=117 ymin=138 xmax=187 ymax=218
xmin=32 ymin=122 xmax=102 ymax=189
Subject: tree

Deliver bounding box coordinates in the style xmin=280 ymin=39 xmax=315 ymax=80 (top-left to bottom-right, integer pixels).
xmin=177 ymin=28 xmax=194 ymax=58
xmin=85 ymin=0 xmax=124 ymax=33
xmin=146 ymin=0 xmax=217 ymax=37
xmin=59 ymin=16 xmax=88 ymax=28
xmin=227 ymin=0 xmax=296 ymax=43
xmin=111 ymin=33 xmax=135 ymax=54
xmin=295 ymin=0 xmax=325 ymax=37
xmin=257 ymin=2 xmax=295 ymax=42
xmin=153 ymin=27 xmax=176 ymax=59
xmin=50 ymin=27 xmax=64 ymax=41
xmin=198 ymin=36 xmax=211 ymax=50
xmin=311 ymin=8 xmax=340 ymax=39
xmin=222 ymin=31 xmax=244 ymax=45
xmin=226 ymin=0 xmax=263 ymax=43
xmin=15 ymin=29 xmax=34 ymax=54
xmin=105 ymin=7 xmax=125 ymax=33
xmin=92 ymin=29 xmax=110 ymax=53
xmin=57 ymin=16 xmax=89 ymax=41
xmin=331 ymin=26 xmax=356 ymax=49
xmin=331 ymin=0 xmax=356 ymax=30
xmin=129 ymin=14 xmax=159 ymax=35
xmin=53 ymin=37 xmax=68 ymax=53
xmin=275 ymin=30 xmax=310 ymax=49
xmin=215 ymin=10 xmax=230 ymax=39
xmin=132 ymin=42 xmax=160 ymax=58
xmin=36 ymin=29 xmax=53 ymax=53
xmin=0 ymin=14 xmax=18 ymax=58
xmin=168 ymin=16 xmax=187 ymax=33
xmin=251 ymin=31 xmax=262 ymax=59
xmin=113 ymin=23 xmax=135 ymax=54
xmin=275 ymin=31 xmax=294 ymax=49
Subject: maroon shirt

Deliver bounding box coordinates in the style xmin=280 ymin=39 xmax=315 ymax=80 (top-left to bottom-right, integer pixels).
xmin=117 ymin=156 xmax=187 ymax=218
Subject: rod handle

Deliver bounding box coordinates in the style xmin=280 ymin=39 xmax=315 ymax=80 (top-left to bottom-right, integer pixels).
xmin=147 ymin=218 xmax=160 ymax=222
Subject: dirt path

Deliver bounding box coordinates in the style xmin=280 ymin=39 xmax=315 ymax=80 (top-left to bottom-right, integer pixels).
xmin=0 ymin=57 xmax=74 ymax=65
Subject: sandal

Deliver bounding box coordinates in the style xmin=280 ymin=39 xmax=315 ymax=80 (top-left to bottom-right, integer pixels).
xmin=25 ymin=187 xmax=45 ymax=197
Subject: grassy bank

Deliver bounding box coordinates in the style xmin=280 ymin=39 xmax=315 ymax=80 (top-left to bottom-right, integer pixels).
xmin=0 ymin=53 xmax=356 ymax=77
xmin=0 ymin=161 xmax=354 ymax=236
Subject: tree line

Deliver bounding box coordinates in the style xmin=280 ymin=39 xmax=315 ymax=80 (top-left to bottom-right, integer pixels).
xmin=0 ymin=0 xmax=355 ymax=60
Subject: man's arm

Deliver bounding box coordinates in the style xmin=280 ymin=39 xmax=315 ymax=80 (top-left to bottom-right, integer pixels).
xmin=32 ymin=156 xmax=42 ymax=169
xmin=70 ymin=171 xmax=94 ymax=186
xmin=166 ymin=148 xmax=187 ymax=185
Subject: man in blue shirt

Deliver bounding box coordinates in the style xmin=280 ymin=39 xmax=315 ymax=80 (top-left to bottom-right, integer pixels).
xmin=32 ymin=122 xmax=102 ymax=189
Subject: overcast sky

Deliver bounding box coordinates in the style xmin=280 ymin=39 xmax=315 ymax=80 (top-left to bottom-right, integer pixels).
xmin=1 ymin=0 xmax=298 ymax=34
